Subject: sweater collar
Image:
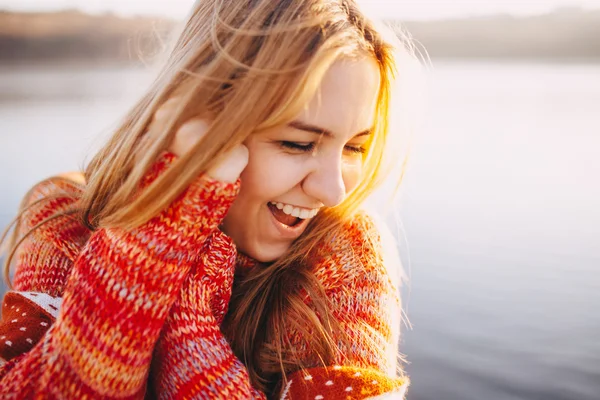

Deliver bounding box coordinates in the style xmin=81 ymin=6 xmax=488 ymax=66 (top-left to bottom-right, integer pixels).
xmin=235 ymin=251 xmax=261 ymax=270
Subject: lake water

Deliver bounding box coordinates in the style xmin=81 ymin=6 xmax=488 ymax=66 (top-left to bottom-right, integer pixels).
xmin=0 ymin=62 xmax=598 ymax=399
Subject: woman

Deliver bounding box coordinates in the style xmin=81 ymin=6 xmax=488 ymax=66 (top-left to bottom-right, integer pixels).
xmin=0 ymin=0 xmax=414 ymax=398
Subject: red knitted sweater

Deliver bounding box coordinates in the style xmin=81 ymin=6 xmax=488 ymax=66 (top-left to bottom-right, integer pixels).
xmin=0 ymin=152 xmax=408 ymax=399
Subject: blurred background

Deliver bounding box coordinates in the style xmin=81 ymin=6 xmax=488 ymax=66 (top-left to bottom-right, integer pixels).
xmin=0 ymin=1 xmax=599 ymax=399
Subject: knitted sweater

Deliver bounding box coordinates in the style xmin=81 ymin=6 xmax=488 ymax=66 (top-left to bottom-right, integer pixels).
xmin=0 ymin=152 xmax=408 ymax=399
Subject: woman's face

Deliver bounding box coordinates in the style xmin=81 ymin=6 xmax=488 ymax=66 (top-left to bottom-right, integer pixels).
xmin=221 ymin=57 xmax=381 ymax=262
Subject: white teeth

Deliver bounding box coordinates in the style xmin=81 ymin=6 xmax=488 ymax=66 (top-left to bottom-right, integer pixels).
xmin=269 ymin=202 xmax=320 ymax=220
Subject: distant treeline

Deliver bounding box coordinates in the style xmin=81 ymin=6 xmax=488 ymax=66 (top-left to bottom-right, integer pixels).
xmin=0 ymin=10 xmax=172 ymax=64
xmin=0 ymin=8 xmax=599 ymax=64
xmin=399 ymin=8 xmax=600 ymax=60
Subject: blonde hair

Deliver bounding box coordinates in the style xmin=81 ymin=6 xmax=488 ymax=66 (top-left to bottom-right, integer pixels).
xmin=2 ymin=0 xmax=416 ymax=396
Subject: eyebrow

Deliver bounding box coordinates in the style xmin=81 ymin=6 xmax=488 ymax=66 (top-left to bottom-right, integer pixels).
xmin=288 ymin=120 xmax=372 ymax=139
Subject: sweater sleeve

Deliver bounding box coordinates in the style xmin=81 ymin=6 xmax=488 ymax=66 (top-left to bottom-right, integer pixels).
xmin=314 ymin=211 xmax=403 ymax=375
xmin=148 ymin=231 xmax=266 ymax=400
xmin=265 ymin=212 xmax=408 ymax=400
xmin=276 ymin=211 xmax=406 ymax=400
xmin=0 ymin=152 xmax=240 ymax=398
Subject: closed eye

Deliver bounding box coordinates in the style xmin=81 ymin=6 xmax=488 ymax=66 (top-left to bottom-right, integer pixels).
xmin=345 ymin=145 xmax=366 ymax=154
xmin=280 ymin=141 xmax=315 ymax=152
xmin=281 ymin=141 xmax=366 ymax=155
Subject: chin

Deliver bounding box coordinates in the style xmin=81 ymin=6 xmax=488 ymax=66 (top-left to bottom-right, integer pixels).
xmin=242 ymin=242 xmax=289 ymax=263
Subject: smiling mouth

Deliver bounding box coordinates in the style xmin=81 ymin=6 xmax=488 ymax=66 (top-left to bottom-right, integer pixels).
xmin=267 ymin=203 xmax=302 ymax=227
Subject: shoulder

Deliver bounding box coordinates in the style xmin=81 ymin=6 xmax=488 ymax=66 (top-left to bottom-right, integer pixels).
xmin=25 ymin=172 xmax=85 ymax=199
xmin=20 ymin=173 xmax=85 ymax=217
xmin=17 ymin=173 xmax=89 ymax=260
xmin=9 ymin=173 xmax=89 ymax=294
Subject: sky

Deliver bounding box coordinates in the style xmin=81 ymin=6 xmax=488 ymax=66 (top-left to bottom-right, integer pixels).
xmin=1 ymin=0 xmax=599 ymax=20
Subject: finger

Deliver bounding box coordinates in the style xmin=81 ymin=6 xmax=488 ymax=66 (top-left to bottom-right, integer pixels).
xmin=154 ymin=97 xmax=181 ymax=122
xmin=146 ymin=98 xmax=181 ymax=140
xmin=169 ymin=118 xmax=210 ymax=157
xmin=207 ymin=144 xmax=249 ymax=183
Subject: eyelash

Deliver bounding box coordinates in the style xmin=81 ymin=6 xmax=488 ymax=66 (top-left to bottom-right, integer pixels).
xmin=280 ymin=141 xmax=366 ymax=155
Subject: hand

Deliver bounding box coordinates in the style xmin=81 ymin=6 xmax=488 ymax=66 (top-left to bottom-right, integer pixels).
xmin=167 ymin=231 xmax=236 ymax=326
xmin=195 ymin=231 xmax=237 ymax=324
xmin=149 ymin=97 xmax=249 ymax=183
xmin=151 ymin=231 xmax=266 ymax=399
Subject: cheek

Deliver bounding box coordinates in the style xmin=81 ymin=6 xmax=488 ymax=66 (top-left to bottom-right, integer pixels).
xmin=239 ymin=150 xmax=305 ymax=201
xmin=342 ymin=159 xmax=363 ymax=194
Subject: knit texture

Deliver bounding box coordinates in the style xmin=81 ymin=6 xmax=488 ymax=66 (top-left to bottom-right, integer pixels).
xmin=288 ymin=213 xmax=401 ymax=373
xmin=0 ymin=152 xmax=407 ymax=399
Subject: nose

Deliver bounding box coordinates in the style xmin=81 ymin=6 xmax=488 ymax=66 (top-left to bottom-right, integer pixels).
xmin=302 ymin=153 xmax=346 ymax=208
